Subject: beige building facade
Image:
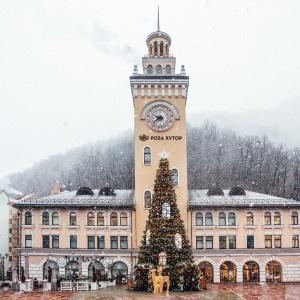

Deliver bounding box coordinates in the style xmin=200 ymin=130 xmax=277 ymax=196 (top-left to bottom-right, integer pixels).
xmin=10 ymin=24 xmax=300 ymax=284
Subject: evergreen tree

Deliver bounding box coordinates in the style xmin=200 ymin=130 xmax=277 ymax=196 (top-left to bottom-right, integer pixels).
xmin=136 ymin=158 xmax=198 ymax=290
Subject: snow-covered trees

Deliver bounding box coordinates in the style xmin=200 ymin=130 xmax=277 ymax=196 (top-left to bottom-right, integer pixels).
xmin=8 ymin=123 xmax=300 ymax=199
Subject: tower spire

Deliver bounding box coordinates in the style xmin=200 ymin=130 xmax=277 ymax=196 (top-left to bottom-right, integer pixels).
xmin=157 ymin=6 xmax=160 ymax=31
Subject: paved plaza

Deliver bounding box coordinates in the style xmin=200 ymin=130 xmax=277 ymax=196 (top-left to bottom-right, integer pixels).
xmin=1 ymin=284 xmax=300 ymax=300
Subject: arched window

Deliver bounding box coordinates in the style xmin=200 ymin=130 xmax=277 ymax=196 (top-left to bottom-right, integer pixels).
xmin=292 ymin=211 xmax=298 ymax=225
xmin=144 ymin=191 xmax=152 ymax=209
xmin=228 ymin=212 xmax=236 ymax=226
xmin=205 ymin=212 xmax=213 ymax=226
xmin=195 ymin=212 xmax=203 ymax=226
xmin=97 ymin=212 xmax=104 ymax=226
xmin=42 ymin=212 xmax=50 ymax=225
xmin=69 ymin=212 xmax=77 ymax=226
xmin=156 ymin=64 xmax=162 ymax=74
xmin=146 ymin=230 xmax=150 ymax=245
xmin=246 ymin=212 xmax=254 ymax=226
xmin=144 ymin=147 xmax=151 ymax=165
xmin=158 ymin=252 xmax=167 ymax=265
xmin=87 ymin=212 xmax=95 ymax=226
xmin=25 ymin=211 xmax=32 ymax=225
xmin=162 ymin=203 xmax=171 ymax=219
xmin=52 ymin=212 xmax=59 ymax=225
xmin=165 ymin=44 xmax=169 ymax=55
xmin=264 ymin=212 xmax=271 ymax=225
xmin=110 ymin=212 xmax=118 ymax=226
xmin=160 ymin=41 xmax=164 ymax=56
xmin=171 ymin=169 xmax=179 ymax=186
xmin=147 ymin=65 xmax=153 ymax=75
xmin=174 ymin=233 xmax=182 ymax=249
xmin=120 ymin=212 xmax=128 ymax=226
xmin=274 ymin=212 xmax=281 ymax=225
xmin=219 ymin=212 xmax=226 ymax=226
xmin=165 ymin=65 xmax=171 ymax=74
xmin=154 ymin=41 xmax=158 ymax=55
xmin=111 ymin=261 xmax=128 ymax=279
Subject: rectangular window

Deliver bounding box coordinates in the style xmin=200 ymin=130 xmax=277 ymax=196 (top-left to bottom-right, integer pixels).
xmin=292 ymin=235 xmax=299 ymax=248
xmin=247 ymin=235 xmax=254 ymax=249
xmin=196 ymin=236 xmax=203 ymax=249
xmin=219 ymin=236 xmax=226 ymax=249
xmin=120 ymin=236 xmax=128 ymax=249
xmin=87 ymin=236 xmax=95 ymax=249
xmin=206 ymin=236 xmax=213 ymax=249
xmin=110 ymin=236 xmax=118 ymax=249
xmin=52 ymin=235 xmax=59 ymax=248
xmin=228 ymin=235 xmax=236 ymax=249
xmin=274 ymin=235 xmax=281 ymax=248
xmin=25 ymin=235 xmax=32 ymax=248
xmin=97 ymin=236 xmax=105 ymax=249
xmin=70 ymin=235 xmax=77 ymax=249
xmin=265 ymin=235 xmax=272 ymax=248
xmin=42 ymin=235 xmax=50 ymax=248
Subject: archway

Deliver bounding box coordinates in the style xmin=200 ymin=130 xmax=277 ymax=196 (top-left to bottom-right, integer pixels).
xmin=65 ymin=261 xmax=79 ymax=278
xmin=43 ymin=261 xmax=59 ymax=282
xmin=220 ymin=261 xmax=237 ymax=283
xmin=198 ymin=261 xmax=214 ymax=283
xmin=265 ymin=260 xmax=282 ymax=283
xmin=111 ymin=261 xmax=128 ymax=284
xmin=88 ymin=261 xmax=105 ymax=280
xmin=243 ymin=261 xmax=260 ymax=283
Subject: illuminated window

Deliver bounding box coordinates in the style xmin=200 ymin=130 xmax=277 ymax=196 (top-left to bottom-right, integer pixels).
xmin=274 ymin=235 xmax=281 ymax=248
xmin=246 ymin=212 xmax=254 ymax=226
xmin=110 ymin=212 xmax=118 ymax=226
xmin=69 ymin=212 xmax=77 ymax=226
xmin=265 ymin=235 xmax=272 ymax=248
xmin=87 ymin=212 xmax=95 ymax=226
xmin=52 ymin=212 xmax=59 ymax=225
xmin=264 ymin=212 xmax=271 ymax=225
xmin=274 ymin=212 xmax=281 ymax=225
xmin=97 ymin=212 xmax=104 ymax=226
xmin=159 ymin=252 xmax=167 ymax=265
xmin=292 ymin=235 xmax=299 ymax=248
xmin=120 ymin=212 xmax=128 ymax=226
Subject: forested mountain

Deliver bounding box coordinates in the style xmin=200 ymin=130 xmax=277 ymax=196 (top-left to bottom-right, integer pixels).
xmin=8 ymin=122 xmax=300 ymax=199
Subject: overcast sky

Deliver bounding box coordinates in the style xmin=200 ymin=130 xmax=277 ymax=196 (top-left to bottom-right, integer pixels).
xmin=1 ymin=0 xmax=300 ymax=177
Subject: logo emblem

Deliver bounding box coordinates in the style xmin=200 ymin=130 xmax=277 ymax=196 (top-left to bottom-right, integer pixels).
xmin=139 ymin=134 xmax=149 ymax=141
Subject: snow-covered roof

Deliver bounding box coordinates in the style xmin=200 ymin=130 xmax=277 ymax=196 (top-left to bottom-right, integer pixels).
xmin=10 ymin=189 xmax=134 ymax=208
xmin=189 ymin=189 xmax=300 ymax=208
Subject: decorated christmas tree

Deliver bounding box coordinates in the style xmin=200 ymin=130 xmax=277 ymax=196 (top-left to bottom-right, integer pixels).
xmin=136 ymin=157 xmax=199 ymax=291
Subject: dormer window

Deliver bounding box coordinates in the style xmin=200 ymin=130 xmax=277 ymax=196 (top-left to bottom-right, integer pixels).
xmin=99 ymin=187 xmax=115 ymax=196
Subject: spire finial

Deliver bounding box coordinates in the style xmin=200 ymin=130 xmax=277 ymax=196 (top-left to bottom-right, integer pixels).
xmin=157 ymin=6 xmax=160 ymax=31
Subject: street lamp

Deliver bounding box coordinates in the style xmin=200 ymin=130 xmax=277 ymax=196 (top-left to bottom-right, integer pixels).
xmin=0 ymin=253 xmax=8 ymax=281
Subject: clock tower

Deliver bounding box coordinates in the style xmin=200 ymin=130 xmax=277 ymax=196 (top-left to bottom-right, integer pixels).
xmin=130 ymin=15 xmax=189 ymax=247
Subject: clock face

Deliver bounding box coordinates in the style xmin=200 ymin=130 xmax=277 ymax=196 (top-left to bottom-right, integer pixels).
xmin=146 ymin=104 xmax=175 ymax=131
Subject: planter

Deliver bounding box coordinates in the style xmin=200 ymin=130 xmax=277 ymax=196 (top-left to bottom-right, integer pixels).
xmin=90 ymin=281 xmax=98 ymax=291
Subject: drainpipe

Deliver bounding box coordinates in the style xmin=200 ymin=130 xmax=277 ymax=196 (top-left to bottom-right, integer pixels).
xmin=190 ymin=209 xmax=193 ymax=248
xmin=130 ymin=210 xmax=133 ymax=277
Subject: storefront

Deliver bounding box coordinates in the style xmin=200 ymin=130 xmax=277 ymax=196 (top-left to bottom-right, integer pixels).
xmin=243 ymin=261 xmax=259 ymax=283
xmin=220 ymin=261 xmax=237 ymax=283
xmin=266 ymin=260 xmax=282 ymax=283
xmin=198 ymin=261 xmax=214 ymax=283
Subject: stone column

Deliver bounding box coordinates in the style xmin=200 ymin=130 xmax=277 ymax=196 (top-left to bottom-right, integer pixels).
xmin=214 ymin=267 xmax=220 ymax=283
xmin=259 ymin=263 xmax=266 ymax=283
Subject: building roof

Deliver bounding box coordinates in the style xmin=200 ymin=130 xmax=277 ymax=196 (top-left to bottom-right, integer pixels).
xmin=10 ymin=189 xmax=134 ymax=209
xmin=189 ymin=189 xmax=300 ymax=208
